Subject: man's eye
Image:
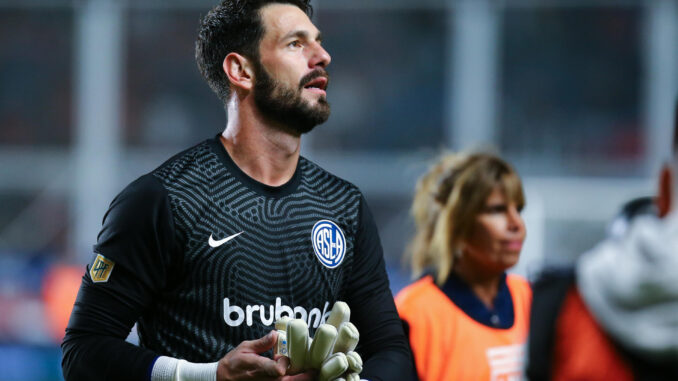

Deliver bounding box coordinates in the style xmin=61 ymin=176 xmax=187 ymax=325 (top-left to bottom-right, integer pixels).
xmin=288 ymin=40 xmax=302 ymax=48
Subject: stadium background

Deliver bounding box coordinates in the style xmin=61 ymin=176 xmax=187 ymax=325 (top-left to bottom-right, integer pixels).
xmin=0 ymin=0 xmax=676 ymax=379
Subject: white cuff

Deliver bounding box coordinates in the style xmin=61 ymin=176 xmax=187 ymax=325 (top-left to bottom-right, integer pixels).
xmin=176 ymin=359 xmax=218 ymax=381
xmin=151 ymin=356 xmax=179 ymax=381
xmin=150 ymin=356 xmax=218 ymax=381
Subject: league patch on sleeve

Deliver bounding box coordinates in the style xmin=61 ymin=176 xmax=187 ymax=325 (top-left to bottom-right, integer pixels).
xmin=90 ymin=254 xmax=115 ymax=283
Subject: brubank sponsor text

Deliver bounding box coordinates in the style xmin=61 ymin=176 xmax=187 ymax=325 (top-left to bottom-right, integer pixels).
xmin=224 ymin=297 xmax=332 ymax=327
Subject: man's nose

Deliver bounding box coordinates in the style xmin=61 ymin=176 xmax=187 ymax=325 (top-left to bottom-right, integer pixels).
xmin=309 ymin=42 xmax=331 ymax=68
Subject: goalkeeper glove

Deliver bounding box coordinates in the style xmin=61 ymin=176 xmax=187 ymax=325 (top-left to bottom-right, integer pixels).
xmin=274 ymin=301 xmax=363 ymax=381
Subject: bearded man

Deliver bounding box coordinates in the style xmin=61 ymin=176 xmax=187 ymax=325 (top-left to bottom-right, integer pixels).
xmin=61 ymin=1 xmax=411 ymax=381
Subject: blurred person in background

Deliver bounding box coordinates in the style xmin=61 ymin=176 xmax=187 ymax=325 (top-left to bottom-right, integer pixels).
xmin=61 ymin=1 xmax=411 ymax=380
xmin=395 ymin=152 xmax=532 ymax=380
xmin=526 ymin=102 xmax=678 ymax=380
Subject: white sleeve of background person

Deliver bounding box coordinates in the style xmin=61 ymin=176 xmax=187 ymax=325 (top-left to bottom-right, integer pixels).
xmin=577 ymin=213 xmax=678 ymax=357
xmin=151 ymin=356 xmax=218 ymax=381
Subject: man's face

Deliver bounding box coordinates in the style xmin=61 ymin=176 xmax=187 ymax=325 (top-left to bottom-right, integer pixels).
xmin=253 ymin=3 xmax=331 ymax=135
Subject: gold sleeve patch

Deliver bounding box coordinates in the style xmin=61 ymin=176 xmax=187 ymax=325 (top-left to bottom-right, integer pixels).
xmin=90 ymin=254 xmax=115 ymax=283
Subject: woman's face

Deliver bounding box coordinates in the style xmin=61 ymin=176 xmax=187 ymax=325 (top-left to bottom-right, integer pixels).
xmin=462 ymin=187 xmax=526 ymax=274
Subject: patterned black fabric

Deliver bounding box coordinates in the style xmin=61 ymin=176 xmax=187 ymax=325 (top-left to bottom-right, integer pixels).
xmin=63 ymin=136 xmax=412 ymax=381
xmin=136 ymin=137 xmax=361 ymax=360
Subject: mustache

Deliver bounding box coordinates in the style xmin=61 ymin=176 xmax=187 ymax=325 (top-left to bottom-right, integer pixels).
xmin=299 ymin=69 xmax=330 ymax=89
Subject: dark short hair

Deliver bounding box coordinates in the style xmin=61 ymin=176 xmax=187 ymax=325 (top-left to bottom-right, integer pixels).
xmin=195 ymin=0 xmax=313 ymax=103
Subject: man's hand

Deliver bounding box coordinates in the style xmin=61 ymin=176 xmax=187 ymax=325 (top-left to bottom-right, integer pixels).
xmin=216 ymin=331 xmax=289 ymax=380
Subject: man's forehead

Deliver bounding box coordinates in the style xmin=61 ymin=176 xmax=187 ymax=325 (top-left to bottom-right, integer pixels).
xmin=259 ymin=3 xmax=318 ymax=40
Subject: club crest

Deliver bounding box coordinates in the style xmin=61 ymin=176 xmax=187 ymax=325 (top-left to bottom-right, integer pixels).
xmin=90 ymin=254 xmax=115 ymax=283
xmin=311 ymin=220 xmax=346 ymax=268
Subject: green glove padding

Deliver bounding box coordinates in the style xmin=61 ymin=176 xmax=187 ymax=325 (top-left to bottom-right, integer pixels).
xmin=346 ymin=351 xmax=363 ymax=373
xmin=274 ymin=316 xmax=291 ymax=357
xmin=308 ymin=324 xmax=338 ymax=369
xmin=286 ymin=319 xmax=308 ymax=374
xmin=326 ymin=301 xmax=350 ymax=329
xmin=318 ymin=352 xmax=349 ymax=381
xmin=274 ymin=301 xmax=362 ymax=381
xmin=333 ymin=322 xmax=359 ymax=354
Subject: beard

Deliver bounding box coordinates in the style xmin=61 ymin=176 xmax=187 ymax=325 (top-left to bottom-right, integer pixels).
xmin=252 ymin=61 xmax=330 ymax=135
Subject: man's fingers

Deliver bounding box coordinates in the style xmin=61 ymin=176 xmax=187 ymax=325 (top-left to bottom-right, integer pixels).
xmin=241 ymin=330 xmax=278 ymax=353
xmin=276 ymin=355 xmax=290 ymax=372
xmin=244 ymin=355 xmax=287 ymax=378
xmin=218 ymin=348 xmax=285 ymax=381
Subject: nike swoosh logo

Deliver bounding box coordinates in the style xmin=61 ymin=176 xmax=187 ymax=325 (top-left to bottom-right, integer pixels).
xmin=208 ymin=232 xmax=244 ymax=248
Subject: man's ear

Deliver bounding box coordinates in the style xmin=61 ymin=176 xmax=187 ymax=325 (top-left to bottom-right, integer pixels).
xmin=657 ymin=164 xmax=673 ymax=217
xmin=223 ymin=52 xmax=254 ymax=92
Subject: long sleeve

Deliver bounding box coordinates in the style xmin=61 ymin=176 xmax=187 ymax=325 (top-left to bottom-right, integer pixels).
xmin=343 ymin=195 xmax=413 ymax=381
xmin=62 ymin=174 xmax=177 ymax=381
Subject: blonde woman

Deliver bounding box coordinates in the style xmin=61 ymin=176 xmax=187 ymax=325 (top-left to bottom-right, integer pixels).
xmin=395 ymin=153 xmax=531 ymax=380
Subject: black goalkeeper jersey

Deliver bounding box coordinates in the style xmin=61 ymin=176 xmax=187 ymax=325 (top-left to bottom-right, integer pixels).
xmin=62 ymin=136 xmax=411 ymax=381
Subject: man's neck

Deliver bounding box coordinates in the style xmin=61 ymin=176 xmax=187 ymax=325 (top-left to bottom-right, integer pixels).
xmin=221 ymin=99 xmax=302 ymax=187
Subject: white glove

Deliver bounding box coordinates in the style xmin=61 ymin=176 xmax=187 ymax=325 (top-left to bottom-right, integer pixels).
xmin=332 ymin=321 xmax=359 ymax=354
xmin=307 ymin=323 xmax=338 ymax=369
xmin=274 ymin=301 xmax=362 ymax=381
xmin=346 ymin=351 xmax=363 ymax=373
xmin=317 ymin=351 xmax=362 ymax=381
xmin=274 ymin=317 xmax=308 ymax=374
xmin=318 ymin=352 xmax=349 ymax=381
xmin=317 ymin=302 xmax=362 ymax=381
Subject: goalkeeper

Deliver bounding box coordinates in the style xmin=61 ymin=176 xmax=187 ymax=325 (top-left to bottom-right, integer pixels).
xmin=61 ymin=0 xmax=411 ymax=380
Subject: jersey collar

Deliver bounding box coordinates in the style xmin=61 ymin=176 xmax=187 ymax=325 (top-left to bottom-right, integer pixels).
xmin=209 ymin=135 xmax=302 ymax=198
xmin=439 ymin=271 xmax=515 ymax=329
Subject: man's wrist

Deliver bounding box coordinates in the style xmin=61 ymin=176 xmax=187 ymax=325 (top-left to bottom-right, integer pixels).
xmin=150 ymin=356 xmax=218 ymax=381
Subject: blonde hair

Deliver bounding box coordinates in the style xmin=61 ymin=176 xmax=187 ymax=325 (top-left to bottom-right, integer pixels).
xmin=407 ymin=152 xmax=525 ymax=285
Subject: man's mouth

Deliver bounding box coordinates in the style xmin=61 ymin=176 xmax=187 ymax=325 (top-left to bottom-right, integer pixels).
xmin=303 ymin=77 xmax=328 ymax=92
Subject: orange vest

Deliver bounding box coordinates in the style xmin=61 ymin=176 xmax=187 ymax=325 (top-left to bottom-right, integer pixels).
xmin=396 ymin=275 xmax=531 ymax=381
xmin=552 ymin=287 xmax=633 ymax=381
